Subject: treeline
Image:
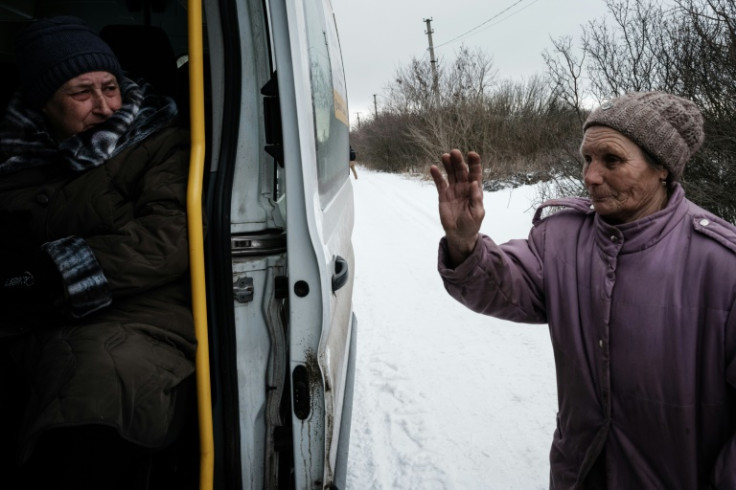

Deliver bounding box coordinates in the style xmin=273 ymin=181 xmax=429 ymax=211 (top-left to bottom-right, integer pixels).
xmin=350 ymin=0 xmax=736 ymax=221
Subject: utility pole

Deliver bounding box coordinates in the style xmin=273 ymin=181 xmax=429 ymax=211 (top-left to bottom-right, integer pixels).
xmin=373 ymin=94 xmax=378 ymax=117
xmin=423 ymin=17 xmax=439 ymax=98
xmin=355 ymin=112 xmax=361 ymax=129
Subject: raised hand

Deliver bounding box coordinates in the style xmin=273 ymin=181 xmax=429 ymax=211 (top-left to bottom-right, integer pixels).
xmin=430 ymin=149 xmax=485 ymax=266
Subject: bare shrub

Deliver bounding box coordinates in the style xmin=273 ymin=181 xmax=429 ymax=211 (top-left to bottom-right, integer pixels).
xmin=352 ymin=46 xmax=582 ymax=184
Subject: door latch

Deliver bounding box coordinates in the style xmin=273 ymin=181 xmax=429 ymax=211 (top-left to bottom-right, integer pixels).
xmin=233 ymin=276 xmax=254 ymax=303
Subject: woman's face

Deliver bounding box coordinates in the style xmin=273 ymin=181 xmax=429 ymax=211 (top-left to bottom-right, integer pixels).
xmin=580 ymin=126 xmax=669 ymax=224
xmin=42 ymin=71 xmax=122 ymax=140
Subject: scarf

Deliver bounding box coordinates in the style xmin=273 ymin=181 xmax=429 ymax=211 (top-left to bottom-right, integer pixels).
xmin=0 ymin=77 xmax=178 ymax=176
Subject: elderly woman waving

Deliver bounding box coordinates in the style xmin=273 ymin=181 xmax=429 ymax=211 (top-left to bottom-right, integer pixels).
xmin=0 ymin=16 xmax=195 ymax=489
xmin=432 ymin=93 xmax=736 ymax=489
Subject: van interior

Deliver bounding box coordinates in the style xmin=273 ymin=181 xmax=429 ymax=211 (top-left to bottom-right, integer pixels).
xmin=0 ymin=1 xmax=292 ymax=489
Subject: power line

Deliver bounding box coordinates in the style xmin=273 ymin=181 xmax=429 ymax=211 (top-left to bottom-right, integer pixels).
xmin=435 ymin=0 xmax=527 ymax=48
xmin=472 ymin=0 xmax=543 ymax=37
xmin=434 ymin=0 xmax=537 ymax=49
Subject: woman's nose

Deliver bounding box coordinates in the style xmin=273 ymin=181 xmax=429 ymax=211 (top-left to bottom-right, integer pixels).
xmin=583 ymin=160 xmax=604 ymax=185
xmin=92 ymin=92 xmax=115 ymax=117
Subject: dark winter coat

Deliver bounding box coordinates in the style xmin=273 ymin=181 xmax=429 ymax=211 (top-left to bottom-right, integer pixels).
xmin=438 ymin=184 xmax=736 ymax=489
xmin=0 ymin=82 xmax=195 ymax=458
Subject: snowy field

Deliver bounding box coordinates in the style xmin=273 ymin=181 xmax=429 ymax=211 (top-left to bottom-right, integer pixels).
xmin=346 ymin=166 xmax=558 ymax=490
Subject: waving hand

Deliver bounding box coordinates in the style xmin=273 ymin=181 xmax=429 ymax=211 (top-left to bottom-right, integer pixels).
xmin=430 ymin=149 xmax=485 ymax=266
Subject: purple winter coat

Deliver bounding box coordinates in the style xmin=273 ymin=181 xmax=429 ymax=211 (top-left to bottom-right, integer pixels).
xmin=438 ymin=184 xmax=736 ymax=489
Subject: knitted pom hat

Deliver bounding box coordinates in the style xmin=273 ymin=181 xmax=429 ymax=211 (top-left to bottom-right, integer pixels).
xmin=583 ymin=92 xmax=705 ymax=181
xmin=14 ymin=16 xmax=123 ymax=109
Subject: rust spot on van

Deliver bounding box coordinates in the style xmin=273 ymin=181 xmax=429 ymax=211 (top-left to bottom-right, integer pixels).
xmin=303 ymin=349 xmax=322 ymax=389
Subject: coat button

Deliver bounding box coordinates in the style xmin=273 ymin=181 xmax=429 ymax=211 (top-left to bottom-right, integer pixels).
xmin=36 ymin=193 xmax=49 ymax=205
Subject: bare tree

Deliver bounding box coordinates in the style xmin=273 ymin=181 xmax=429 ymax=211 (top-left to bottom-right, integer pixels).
xmin=543 ymin=35 xmax=588 ymax=125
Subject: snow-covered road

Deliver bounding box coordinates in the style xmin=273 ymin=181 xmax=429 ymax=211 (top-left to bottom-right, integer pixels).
xmin=346 ymin=167 xmax=558 ymax=489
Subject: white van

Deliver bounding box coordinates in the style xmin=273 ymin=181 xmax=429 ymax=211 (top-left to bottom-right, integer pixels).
xmin=0 ymin=1 xmax=357 ymax=489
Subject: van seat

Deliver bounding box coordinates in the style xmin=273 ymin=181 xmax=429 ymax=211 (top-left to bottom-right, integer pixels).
xmin=99 ymin=25 xmax=184 ymax=110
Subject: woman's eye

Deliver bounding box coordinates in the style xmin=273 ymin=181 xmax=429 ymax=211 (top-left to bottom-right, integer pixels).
xmin=604 ymin=154 xmax=621 ymax=165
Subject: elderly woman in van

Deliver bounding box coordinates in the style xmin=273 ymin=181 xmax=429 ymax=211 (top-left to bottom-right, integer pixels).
xmin=0 ymin=16 xmax=195 ymax=488
xmin=431 ymin=92 xmax=736 ymax=489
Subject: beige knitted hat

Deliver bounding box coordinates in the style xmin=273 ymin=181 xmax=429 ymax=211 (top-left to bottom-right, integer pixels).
xmin=583 ymin=92 xmax=705 ymax=181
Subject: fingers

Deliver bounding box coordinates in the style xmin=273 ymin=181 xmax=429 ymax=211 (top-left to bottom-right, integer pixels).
xmin=466 ymin=151 xmax=482 ymax=185
xmin=429 ymin=165 xmax=447 ymax=194
xmin=469 ymin=178 xmax=484 ymax=207
xmin=439 ymin=153 xmax=453 ymax=184
xmin=436 ymin=149 xmax=481 ymax=185
xmin=440 ymin=149 xmax=468 ymax=185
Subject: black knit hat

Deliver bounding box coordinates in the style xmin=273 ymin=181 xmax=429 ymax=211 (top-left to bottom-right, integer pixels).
xmin=583 ymin=92 xmax=705 ymax=182
xmin=15 ymin=16 xmax=123 ymax=109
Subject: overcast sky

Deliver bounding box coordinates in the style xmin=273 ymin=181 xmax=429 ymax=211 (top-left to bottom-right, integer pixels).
xmin=333 ymin=0 xmax=613 ymax=127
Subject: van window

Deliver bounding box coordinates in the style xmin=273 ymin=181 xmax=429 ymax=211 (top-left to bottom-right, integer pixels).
xmin=304 ymin=0 xmax=350 ymax=205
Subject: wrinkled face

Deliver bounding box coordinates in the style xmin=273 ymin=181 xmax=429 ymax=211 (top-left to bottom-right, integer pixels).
xmin=580 ymin=126 xmax=669 ymax=224
xmin=43 ymin=71 xmax=122 ymax=140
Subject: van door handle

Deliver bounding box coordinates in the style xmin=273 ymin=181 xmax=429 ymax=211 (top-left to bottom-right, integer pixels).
xmin=332 ymin=256 xmax=349 ymax=292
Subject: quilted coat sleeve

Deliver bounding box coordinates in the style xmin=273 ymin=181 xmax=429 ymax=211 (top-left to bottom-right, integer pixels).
xmin=44 ymin=127 xmax=191 ymax=317
xmin=712 ymin=298 xmax=736 ymax=488
xmin=437 ymin=227 xmax=547 ymax=324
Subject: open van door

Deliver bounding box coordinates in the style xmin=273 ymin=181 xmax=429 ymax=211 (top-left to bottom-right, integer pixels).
xmin=203 ymin=0 xmax=357 ymax=488
xmin=269 ymin=0 xmax=357 ymax=488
